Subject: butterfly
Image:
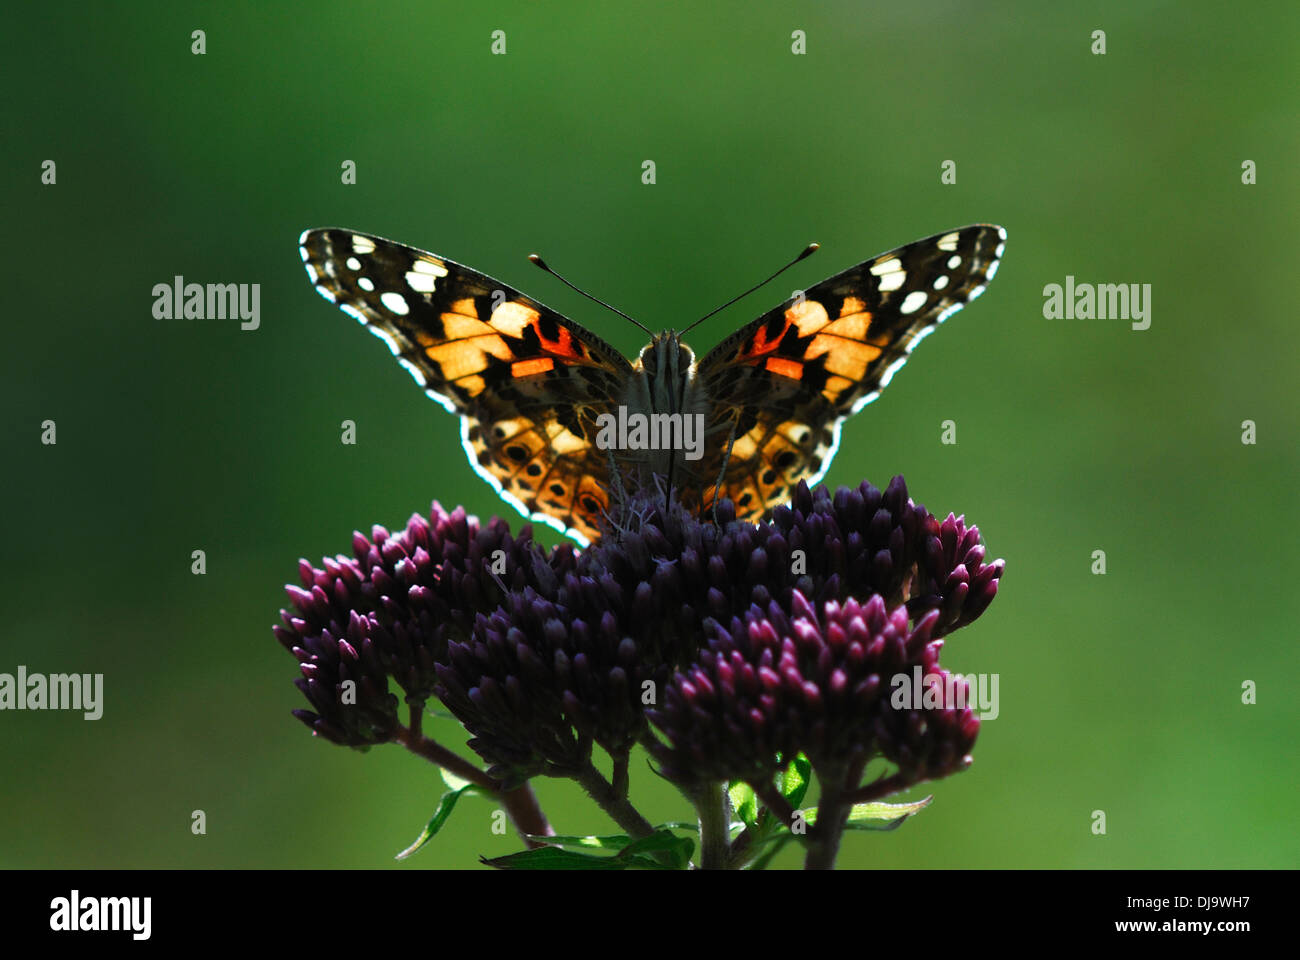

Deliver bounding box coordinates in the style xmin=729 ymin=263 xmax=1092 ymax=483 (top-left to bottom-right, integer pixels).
xmin=299 ymin=224 xmax=1005 ymax=546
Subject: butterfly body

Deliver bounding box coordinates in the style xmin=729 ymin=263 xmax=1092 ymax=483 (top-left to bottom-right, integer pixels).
xmin=300 ymin=225 xmax=1005 ymax=545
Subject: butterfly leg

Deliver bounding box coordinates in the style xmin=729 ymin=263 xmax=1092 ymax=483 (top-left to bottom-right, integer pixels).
xmin=603 ymin=445 xmax=629 ymax=523
xmin=710 ymin=417 xmax=738 ymax=526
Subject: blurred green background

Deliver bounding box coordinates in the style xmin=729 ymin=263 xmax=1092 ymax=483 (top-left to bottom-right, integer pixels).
xmin=4 ymin=1 xmax=1296 ymax=869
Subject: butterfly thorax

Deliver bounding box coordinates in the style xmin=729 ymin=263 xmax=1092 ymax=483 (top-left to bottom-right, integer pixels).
xmin=617 ymin=333 xmax=710 ymax=478
xmin=632 ymin=332 xmax=696 ymax=413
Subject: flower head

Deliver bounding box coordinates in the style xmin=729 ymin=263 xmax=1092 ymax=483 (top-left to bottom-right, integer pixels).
xmin=284 ymin=609 xmax=400 ymax=747
xmin=646 ymin=589 xmax=980 ymax=792
xmin=274 ymin=501 xmax=574 ymax=743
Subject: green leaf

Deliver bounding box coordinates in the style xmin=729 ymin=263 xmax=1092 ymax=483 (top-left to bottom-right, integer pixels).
xmin=777 ymin=753 xmax=813 ymax=809
xmin=801 ymin=795 xmax=932 ymax=829
xmin=844 ymin=795 xmax=932 ymax=831
xmin=439 ymin=767 xmax=473 ymax=792
xmin=524 ymin=833 xmax=632 ymax=850
xmin=394 ymin=785 xmax=472 ymax=860
xmin=728 ymin=781 xmax=758 ymax=829
xmin=618 ymin=829 xmax=695 ymax=868
xmin=484 ymin=830 xmax=693 ymax=871
xmin=482 ymin=846 xmax=644 ymax=870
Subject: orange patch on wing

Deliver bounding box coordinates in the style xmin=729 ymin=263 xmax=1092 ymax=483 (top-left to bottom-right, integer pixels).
xmin=822 ymin=374 xmax=854 ymax=403
xmin=765 ymin=356 xmax=804 ymax=380
xmin=822 ymin=312 xmax=873 ymax=340
xmin=840 ymin=297 xmax=867 ymax=317
xmin=449 ymin=298 xmax=479 ymax=319
xmin=426 ymin=336 xmax=512 ymax=379
xmin=536 ymin=325 xmax=585 ymax=361
xmin=823 ymin=341 xmax=881 ymax=378
xmin=746 ymin=320 xmax=788 ymax=356
xmin=785 ymin=299 xmax=829 ymax=336
xmin=440 ymin=313 xmax=494 ymax=339
xmin=802 ymin=334 xmax=839 ymax=360
xmin=490 ymin=301 xmax=541 ymax=338
xmin=511 ymin=357 xmax=555 ymax=377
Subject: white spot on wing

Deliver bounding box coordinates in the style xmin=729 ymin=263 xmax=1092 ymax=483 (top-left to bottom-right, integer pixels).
xmin=937 ymin=232 xmax=960 ymax=252
xmin=346 ymin=257 xmax=362 ymax=271
xmin=406 ymin=270 xmax=438 ymax=293
xmin=932 ymin=275 xmax=949 ymax=290
xmin=900 ymin=290 xmax=928 ymax=314
xmin=410 ymin=259 xmax=449 ymax=277
xmin=380 ymin=292 xmax=410 ymax=315
xmin=351 ymin=235 xmax=376 ymax=254
xmin=947 ymin=255 xmax=961 ymax=270
xmin=877 ymin=270 xmax=906 ymax=293
xmin=357 ymin=277 xmax=375 ymax=292
xmin=869 ymin=259 xmax=905 ymax=292
xmin=340 ymin=304 xmax=366 ymax=324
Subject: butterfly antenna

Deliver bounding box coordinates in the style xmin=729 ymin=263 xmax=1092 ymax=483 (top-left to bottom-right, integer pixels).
xmin=528 ymin=254 xmax=653 ymax=335
xmin=679 ymin=242 xmax=819 ymax=336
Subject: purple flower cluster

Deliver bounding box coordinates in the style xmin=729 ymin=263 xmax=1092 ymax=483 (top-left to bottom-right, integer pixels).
xmin=274 ymin=477 xmax=1002 ymax=800
xmin=646 ymin=592 xmax=980 ymax=792
xmin=274 ymin=503 xmax=573 ymax=746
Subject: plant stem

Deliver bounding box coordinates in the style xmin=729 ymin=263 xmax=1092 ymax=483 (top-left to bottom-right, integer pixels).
xmin=725 ymin=824 xmax=760 ymax=869
xmin=803 ymin=783 xmax=849 ymax=870
xmin=407 ymin=701 xmax=423 ymax=740
xmin=754 ymin=783 xmax=796 ymax=827
xmin=804 ymin=757 xmax=867 ymax=870
xmin=572 ymin=761 xmax=656 ymax=839
xmin=395 ymin=725 xmax=498 ymax=791
xmin=499 ymin=783 xmax=553 ymax=846
xmin=394 ymin=725 xmax=553 ymax=849
xmin=846 ymin=771 xmax=908 ymax=805
xmin=694 ymin=781 xmax=730 ymax=869
xmin=612 ymin=751 xmax=630 ymax=798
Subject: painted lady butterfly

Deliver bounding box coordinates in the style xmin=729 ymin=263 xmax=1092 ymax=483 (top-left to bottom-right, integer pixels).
xmin=299 ymin=225 xmax=1005 ymax=545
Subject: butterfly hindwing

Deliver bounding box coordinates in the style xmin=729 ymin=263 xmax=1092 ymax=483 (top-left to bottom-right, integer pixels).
xmin=690 ymin=224 xmax=1006 ymax=520
xmin=299 ymin=228 xmax=634 ymax=544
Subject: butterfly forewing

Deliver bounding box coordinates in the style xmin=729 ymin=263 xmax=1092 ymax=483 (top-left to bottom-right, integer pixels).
xmin=300 ymin=228 xmax=633 ymax=544
xmin=688 ymin=224 xmax=1006 ymax=520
